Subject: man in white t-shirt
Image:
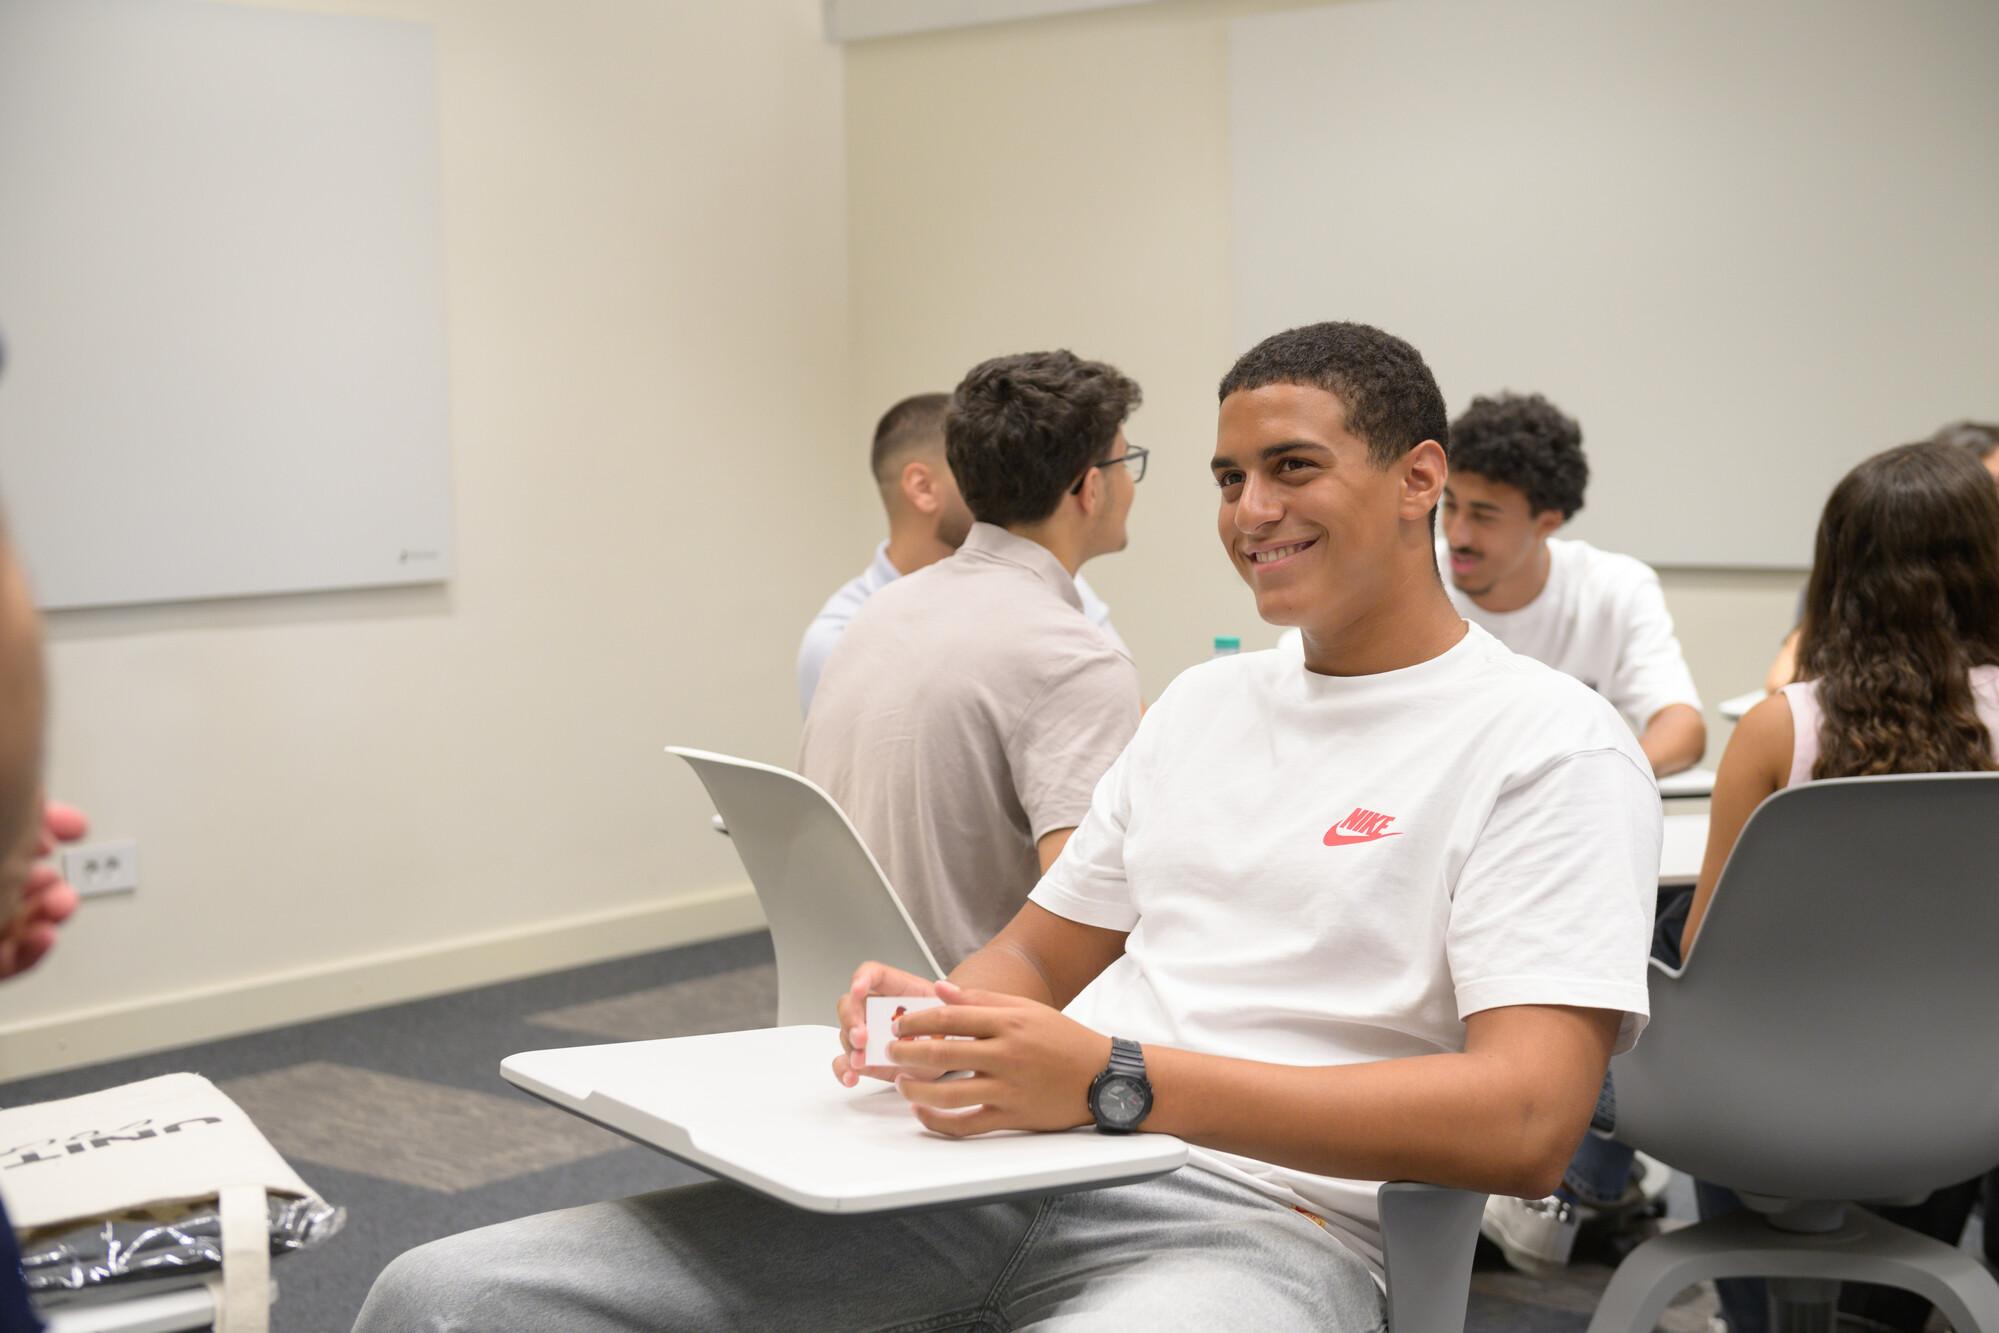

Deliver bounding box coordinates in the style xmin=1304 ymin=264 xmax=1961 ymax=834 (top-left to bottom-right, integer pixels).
xmin=795 ymin=393 xmax=1125 ymax=716
xmin=1438 ymin=392 xmax=1706 ymax=776
xmin=355 ymin=323 xmax=1660 ymax=1331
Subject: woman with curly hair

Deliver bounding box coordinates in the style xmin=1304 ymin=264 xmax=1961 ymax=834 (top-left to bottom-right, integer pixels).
xmin=1490 ymin=442 xmax=1999 ymax=1283
xmin=1686 ymin=439 xmax=1999 ymax=951
xmin=1761 ymin=421 xmax=1998 ymax=692
xmin=1681 ymin=440 xmax=1999 ymax=1333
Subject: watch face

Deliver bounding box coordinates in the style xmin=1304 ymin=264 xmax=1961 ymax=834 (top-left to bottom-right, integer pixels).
xmin=1096 ymin=1075 xmax=1150 ymax=1127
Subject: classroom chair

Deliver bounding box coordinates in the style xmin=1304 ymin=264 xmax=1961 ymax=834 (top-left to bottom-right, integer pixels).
xmin=1378 ymin=1181 xmax=1486 ymax=1332
xmin=1585 ymin=772 xmax=1999 ymax=1333
xmin=670 ymin=747 xmax=1487 ymax=1330
xmin=668 ymin=746 xmax=943 ymax=1024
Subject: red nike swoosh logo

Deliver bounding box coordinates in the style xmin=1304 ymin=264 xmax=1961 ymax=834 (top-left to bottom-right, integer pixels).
xmin=1323 ymin=828 xmax=1403 ymax=847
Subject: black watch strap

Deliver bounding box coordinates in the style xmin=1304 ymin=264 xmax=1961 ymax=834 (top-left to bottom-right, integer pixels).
xmin=1107 ymin=1036 xmax=1146 ymax=1080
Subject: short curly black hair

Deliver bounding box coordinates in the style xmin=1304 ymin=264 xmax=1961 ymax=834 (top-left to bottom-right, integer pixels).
xmin=1216 ymin=321 xmax=1448 ymax=466
xmin=946 ymin=351 xmax=1141 ymax=528
xmin=1447 ymin=392 xmax=1588 ymax=519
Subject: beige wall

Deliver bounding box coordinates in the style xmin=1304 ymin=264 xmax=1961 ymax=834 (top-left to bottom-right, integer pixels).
xmin=2 ymin=0 xmax=857 ymax=1076
xmin=845 ymin=0 xmax=1801 ymax=742
xmin=6 ymin=0 xmax=1815 ymax=1078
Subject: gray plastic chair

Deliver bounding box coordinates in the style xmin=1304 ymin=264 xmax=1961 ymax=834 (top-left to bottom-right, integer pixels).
xmin=1379 ymin=1182 xmax=1487 ymax=1332
xmin=672 ymin=748 xmax=1489 ymax=1326
xmin=669 ymin=747 xmax=944 ymax=1025
xmin=1587 ymin=772 xmax=1999 ymax=1333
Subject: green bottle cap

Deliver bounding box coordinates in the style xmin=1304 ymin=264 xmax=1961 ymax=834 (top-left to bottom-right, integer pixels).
xmin=1212 ymin=635 xmax=1241 ymax=654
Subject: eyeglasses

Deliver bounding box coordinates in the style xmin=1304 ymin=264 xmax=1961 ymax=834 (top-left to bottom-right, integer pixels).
xmin=1069 ymin=444 xmax=1150 ymax=495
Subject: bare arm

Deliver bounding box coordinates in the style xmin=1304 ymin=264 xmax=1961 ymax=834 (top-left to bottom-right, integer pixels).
xmin=1142 ymin=1004 xmax=1618 ymax=1195
xmin=1680 ymin=692 xmax=1791 ymax=957
xmin=1763 ymin=628 xmax=1801 ymax=694
xmin=951 ymin=900 xmax=1126 ymax=1008
xmin=1640 ymin=703 xmax=1707 ymax=777
xmin=896 ymin=999 xmax=1621 ymax=1199
xmin=930 ymin=828 xmax=1106 ymax=1005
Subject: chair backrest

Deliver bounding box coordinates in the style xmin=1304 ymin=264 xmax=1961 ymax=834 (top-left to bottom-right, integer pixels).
xmin=1612 ymin=772 xmax=1999 ymax=1200
xmin=668 ymin=747 xmax=943 ymax=1027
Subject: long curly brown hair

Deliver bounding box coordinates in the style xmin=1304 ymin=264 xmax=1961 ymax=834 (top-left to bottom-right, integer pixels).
xmin=1796 ymin=442 xmax=1999 ymax=778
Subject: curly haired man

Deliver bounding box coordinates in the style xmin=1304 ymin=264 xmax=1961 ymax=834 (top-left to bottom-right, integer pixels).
xmin=1440 ymin=392 xmax=1706 ymax=777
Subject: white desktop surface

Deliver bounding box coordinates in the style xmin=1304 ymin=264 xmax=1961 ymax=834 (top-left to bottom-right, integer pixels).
xmin=1660 ymin=811 xmax=1709 ymax=888
xmin=1656 ymin=766 xmax=1716 ymax=799
xmin=503 ymin=1026 xmax=1188 ymax=1215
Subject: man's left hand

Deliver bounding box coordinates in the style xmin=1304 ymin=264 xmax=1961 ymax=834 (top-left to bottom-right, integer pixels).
xmin=888 ymin=979 xmax=1113 ymax=1137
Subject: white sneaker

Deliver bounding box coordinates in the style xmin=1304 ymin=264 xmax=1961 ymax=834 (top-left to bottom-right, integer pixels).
xmin=1633 ymin=1151 xmax=1671 ymax=1206
xmin=1481 ymin=1193 xmax=1579 ymax=1275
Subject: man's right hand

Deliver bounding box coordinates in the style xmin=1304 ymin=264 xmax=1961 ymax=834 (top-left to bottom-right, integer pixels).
xmin=831 ymin=961 xmax=940 ymax=1087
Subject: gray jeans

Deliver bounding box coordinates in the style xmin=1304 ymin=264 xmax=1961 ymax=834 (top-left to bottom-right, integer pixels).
xmin=352 ymin=1165 xmax=1385 ymax=1332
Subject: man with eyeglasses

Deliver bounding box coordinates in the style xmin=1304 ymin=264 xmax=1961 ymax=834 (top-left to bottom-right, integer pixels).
xmin=798 ymin=349 xmax=1147 ymax=971
xmin=793 ymin=392 xmax=1129 ymax=717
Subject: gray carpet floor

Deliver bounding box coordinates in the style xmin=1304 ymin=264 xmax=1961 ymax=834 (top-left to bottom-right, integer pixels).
xmin=3 ymin=930 xmax=1736 ymax=1331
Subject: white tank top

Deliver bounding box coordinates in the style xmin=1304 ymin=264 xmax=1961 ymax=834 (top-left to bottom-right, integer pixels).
xmin=1779 ymin=665 xmax=1999 ymax=789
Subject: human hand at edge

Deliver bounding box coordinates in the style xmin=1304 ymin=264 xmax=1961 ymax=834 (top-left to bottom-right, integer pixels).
xmin=830 ymin=960 xmax=941 ymax=1088
xmin=0 ymin=799 xmax=87 ymax=980
xmin=888 ymin=979 xmax=1112 ymax=1137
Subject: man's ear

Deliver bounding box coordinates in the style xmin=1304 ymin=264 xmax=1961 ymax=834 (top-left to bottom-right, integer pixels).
xmin=1400 ymin=439 xmax=1447 ymax=520
xmin=1072 ymin=463 xmax=1106 ymax=519
xmin=900 ymin=458 xmax=942 ymax=516
xmin=1532 ymin=505 xmax=1566 ymax=540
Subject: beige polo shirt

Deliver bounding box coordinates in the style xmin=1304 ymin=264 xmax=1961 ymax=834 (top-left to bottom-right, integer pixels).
xmin=801 ymin=523 xmax=1142 ymax=970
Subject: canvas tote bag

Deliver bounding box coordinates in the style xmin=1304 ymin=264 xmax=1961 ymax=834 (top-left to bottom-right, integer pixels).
xmin=0 ymin=1073 xmax=331 ymax=1333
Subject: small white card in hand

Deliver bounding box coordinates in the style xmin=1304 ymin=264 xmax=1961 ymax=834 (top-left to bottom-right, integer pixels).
xmin=864 ymin=994 xmax=943 ymax=1067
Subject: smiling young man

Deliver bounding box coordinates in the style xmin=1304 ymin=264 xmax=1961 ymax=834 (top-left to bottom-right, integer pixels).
xmin=1439 ymin=392 xmax=1706 ymax=776
xmin=356 ymin=323 xmax=1659 ymax=1332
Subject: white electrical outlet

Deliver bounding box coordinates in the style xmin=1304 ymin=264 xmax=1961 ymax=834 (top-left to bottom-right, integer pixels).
xmin=59 ymin=839 xmax=140 ymax=898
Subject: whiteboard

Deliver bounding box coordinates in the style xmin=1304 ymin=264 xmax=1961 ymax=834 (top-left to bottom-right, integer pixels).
xmin=0 ymin=0 xmax=453 ymax=609
xmin=1228 ymin=0 xmax=1999 ymax=569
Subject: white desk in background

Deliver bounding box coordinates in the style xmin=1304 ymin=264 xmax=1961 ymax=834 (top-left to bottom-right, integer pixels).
xmin=1657 ymin=767 xmax=1716 ymax=800
xmin=1660 ymin=811 xmax=1708 ymax=889
xmin=1719 ymin=690 xmax=1766 ymax=721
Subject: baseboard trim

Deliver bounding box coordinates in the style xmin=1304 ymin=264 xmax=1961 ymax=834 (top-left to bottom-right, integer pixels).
xmin=0 ymin=883 xmax=766 ymax=1080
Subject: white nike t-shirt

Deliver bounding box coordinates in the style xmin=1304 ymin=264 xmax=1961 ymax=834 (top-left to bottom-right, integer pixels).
xmin=1029 ymin=623 xmax=1660 ymax=1279
xmin=1444 ymin=536 xmax=1702 ymax=735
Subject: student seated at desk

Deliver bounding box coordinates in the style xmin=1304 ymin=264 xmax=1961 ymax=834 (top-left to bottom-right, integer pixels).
xmin=801 ymin=352 xmax=1145 ymax=971
xmin=1761 ymin=419 xmax=1999 ymax=693
xmin=355 ymin=322 xmax=1660 ymax=1333
xmin=794 ymin=392 xmax=1125 ymax=717
xmin=1438 ymin=392 xmax=1706 ymax=776
xmin=1505 ymin=443 xmax=1999 ymax=1311
xmin=1684 ymin=439 xmax=1999 ymax=1333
